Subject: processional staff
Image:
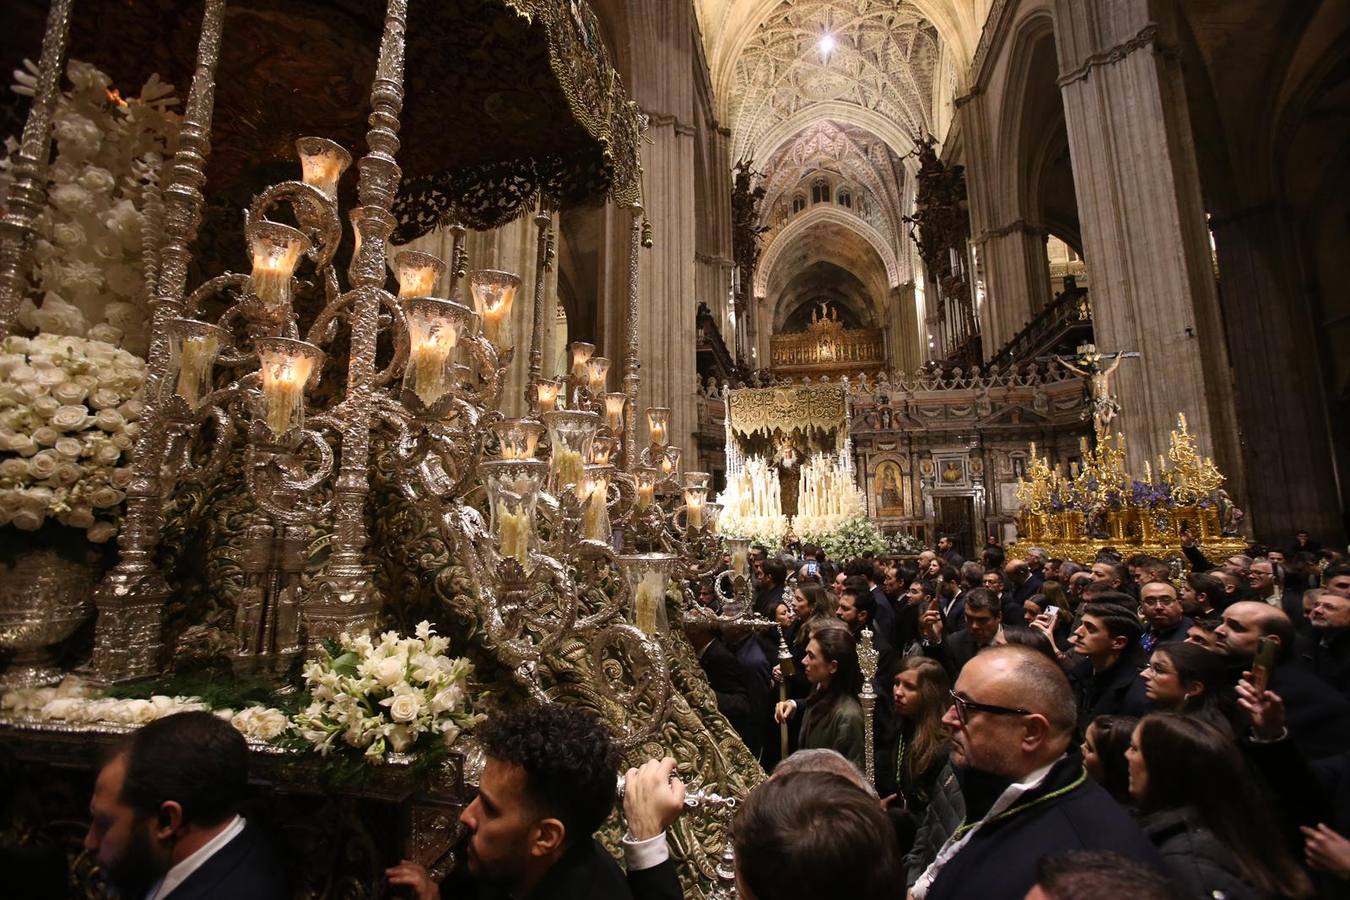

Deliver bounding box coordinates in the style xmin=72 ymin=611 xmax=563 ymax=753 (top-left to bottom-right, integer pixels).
xmin=858 ymin=627 xmax=878 ymax=785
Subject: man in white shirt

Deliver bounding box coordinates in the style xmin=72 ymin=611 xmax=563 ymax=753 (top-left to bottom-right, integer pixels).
xmin=84 ymin=711 xmax=285 ymax=900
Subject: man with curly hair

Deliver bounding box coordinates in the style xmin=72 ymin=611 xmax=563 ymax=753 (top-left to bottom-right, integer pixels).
xmin=387 ymin=703 xmax=683 ymax=900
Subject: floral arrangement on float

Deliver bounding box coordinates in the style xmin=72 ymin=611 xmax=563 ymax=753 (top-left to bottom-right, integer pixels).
xmin=0 ymin=333 xmax=145 ymax=541
xmin=887 ymin=531 xmax=926 ymax=557
xmin=818 ymin=515 xmax=888 ymax=564
xmin=1 ymin=621 xmax=482 ymax=764
xmin=290 ymin=621 xmax=483 ymax=759
xmin=4 ymin=59 xmax=179 ymax=353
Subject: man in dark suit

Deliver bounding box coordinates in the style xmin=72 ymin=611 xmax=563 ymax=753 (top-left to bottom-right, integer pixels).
xmin=983 ymin=569 xmax=1022 ymax=627
xmin=919 ymin=588 xmax=1007 ymax=680
xmin=915 ymin=646 xmax=1164 ymax=899
xmin=83 ymin=711 xmax=286 ymax=900
xmin=754 ymin=558 xmax=787 ymax=620
xmin=1067 ymin=598 xmax=1149 ymax=730
xmin=685 ymin=620 xmax=755 ymax=749
xmin=388 ymin=704 xmax=683 ymax=900
xmin=1006 ymin=559 xmax=1043 ymax=607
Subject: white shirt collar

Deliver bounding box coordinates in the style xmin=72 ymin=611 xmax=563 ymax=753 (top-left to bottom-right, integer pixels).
xmin=145 ymin=815 xmax=246 ymax=900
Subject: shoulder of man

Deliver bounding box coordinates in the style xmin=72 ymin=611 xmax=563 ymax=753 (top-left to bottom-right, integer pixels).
xmin=162 ymin=822 xmax=288 ymax=900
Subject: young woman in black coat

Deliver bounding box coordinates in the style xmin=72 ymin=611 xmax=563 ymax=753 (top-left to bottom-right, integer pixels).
xmin=1127 ymin=713 xmax=1312 ymax=899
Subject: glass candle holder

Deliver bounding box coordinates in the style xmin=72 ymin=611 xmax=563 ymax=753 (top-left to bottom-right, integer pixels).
xmin=684 ymin=471 xmax=712 ymax=492
xmin=636 ymin=467 xmax=659 ymax=511
xmin=646 ymin=407 xmax=670 ymax=447
xmin=704 ymin=501 xmax=723 ymax=533
xmin=536 ymin=379 xmax=563 ymax=413
xmin=247 ymin=221 xmax=311 ymax=318
xmin=590 ymin=435 xmax=616 ymax=466
xmin=484 ymin=461 xmax=543 ymax=568
xmin=603 ymin=393 xmax=627 ymax=431
xmin=569 ymin=342 xmax=595 ymax=380
xmin=543 ymin=410 xmax=599 ymax=496
xmin=401 ymin=297 xmax=472 ymax=408
xmin=726 ymin=536 xmax=752 ymax=579
xmin=660 ymin=445 xmax=681 ymax=478
xmin=581 ymin=464 xmax=613 ymax=542
xmin=256 ymin=337 xmax=324 ymax=437
xmin=296 ymin=136 xmax=351 ymax=200
xmin=468 ymin=269 xmax=520 ymax=351
xmin=166 ymin=318 xmax=227 ymax=409
xmin=396 ymin=250 xmax=446 ymax=300
xmin=494 ymin=419 xmax=546 ymax=461
xmin=585 ymin=356 xmax=610 ymax=393
xmin=618 ymin=552 xmax=680 ymax=636
xmin=684 ymin=485 xmax=707 ymax=530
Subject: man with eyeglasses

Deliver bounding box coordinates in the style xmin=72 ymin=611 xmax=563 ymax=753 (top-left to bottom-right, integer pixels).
xmin=1138 ymin=581 xmax=1193 ymax=654
xmin=909 ymin=646 xmax=1161 ymax=900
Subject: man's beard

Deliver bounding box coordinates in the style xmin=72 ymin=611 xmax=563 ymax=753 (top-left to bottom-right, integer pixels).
xmin=102 ymin=820 xmax=161 ymax=899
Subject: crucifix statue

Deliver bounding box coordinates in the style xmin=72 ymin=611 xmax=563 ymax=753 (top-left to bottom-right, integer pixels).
xmin=1053 ymin=343 xmax=1139 ymax=439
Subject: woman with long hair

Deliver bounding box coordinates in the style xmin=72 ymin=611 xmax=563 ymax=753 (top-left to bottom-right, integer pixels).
xmin=1128 ymin=713 xmax=1312 ymax=899
xmin=1081 ymin=714 xmax=1137 ymax=804
xmin=789 ymin=581 xmax=837 ymax=650
xmin=774 ymin=622 xmax=865 ymax=771
xmin=1140 ymin=642 xmax=1237 ymax=733
xmin=878 ymin=657 xmax=951 ymax=824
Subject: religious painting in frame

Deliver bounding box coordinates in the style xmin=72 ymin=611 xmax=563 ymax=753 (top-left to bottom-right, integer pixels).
xmin=874 ymin=460 xmax=905 ymax=515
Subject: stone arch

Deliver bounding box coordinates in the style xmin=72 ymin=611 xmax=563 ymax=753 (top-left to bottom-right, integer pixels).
xmin=755 ymin=205 xmax=902 ymax=297
xmin=707 ymin=0 xmax=977 ymax=124
xmin=746 ymin=101 xmax=920 ymax=170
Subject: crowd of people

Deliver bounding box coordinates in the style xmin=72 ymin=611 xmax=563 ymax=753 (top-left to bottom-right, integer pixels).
xmin=48 ymin=530 xmax=1350 ymax=899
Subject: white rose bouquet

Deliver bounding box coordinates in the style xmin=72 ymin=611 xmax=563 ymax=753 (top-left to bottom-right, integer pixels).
xmin=0 ymin=333 xmax=145 ymax=541
xmin=292 ymin=621 xmax=482 ymax=760
xmin=3 ymin=59 xmax=179 ymax=356
xmin=818 ymin=515 xmax=888 ymax=563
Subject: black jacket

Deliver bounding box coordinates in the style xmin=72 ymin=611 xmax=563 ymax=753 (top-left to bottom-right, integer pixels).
xmin=1266 ymin=660 xmax=1350 ymax=760
xmin=922 ymin=628 xmax=988 ymax=681
xmin=1300 ymin=629 xmax=1350 ymax=699
xmin=1140 ymin=616 xmax=1194 ymax=654
xmin=1139 ymin=807 xmax=1258 ymax=900
xmin=923 ymin=754 xmax=1164 ymax=900
xmin=1069 ymin=654 xmax=1148 ymax=732
xmin=697 ymin=638 xmax=755 ymax=748
xmin=163 ymin=823 xmax=287 ymax=900
xmin=1012 ymin=573 xmax=1043 ymax=605
xmin=447 ymin=837 xmax=661 ymax=900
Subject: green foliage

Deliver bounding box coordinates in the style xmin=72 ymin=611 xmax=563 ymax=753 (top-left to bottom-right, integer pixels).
xmin=105 ymin=672 xmax=304 ymax=715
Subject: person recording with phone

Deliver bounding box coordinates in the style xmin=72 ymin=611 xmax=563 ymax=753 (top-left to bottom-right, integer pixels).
xmin=1213 ymin=601 xmax=1350 ymax=760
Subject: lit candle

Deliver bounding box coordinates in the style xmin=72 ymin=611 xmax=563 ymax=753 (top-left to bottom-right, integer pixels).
xmin=396 ymin=250 xmax=446 ymax=299
xmin=590 ymin=436 xmax=615 ymax=465
xmin=1070 ymin=462 xmax=1079 ymax=478
xmin=647 ymin=407 xmax=670 ymax=447
xmin=586 ymin=356 xmax=610 ymax=393
xmin=1144 ymin=461 xmax=1153 ymax=482
xmin=581 ymin=474 xmax=610 ymax=541
xmin=469 ymin=270 xmax=520 ymax=350
xmin=569 ymin=342 xmax=595 ymax=380
xmin=170 ymin=320 xmax=224 ymax=407
xmin=634 ymin=570 xmax=666 ymax=635
xmin=248 ymin=222 xmax=311 ymax=317
xmin=636 ymin=468 xmax=658 ymax=510
xmin=685 ymin=489 xmax=705 ymax=529
xmin=498 ymin=502 xmax=531 ymax=566
xmin=402 ymin=297 xmax=467 ymax=408
xmin=660 ymin=446 xmax=680 ymax=477
xmin=536 ymin=380 xmax=562 ymax=413
xmin=604 ymin=393 xmax=627 ymax=431
xmin=495 ymin=420 xmax=544 ymax=461
xmin=296 ymin=136 xmax=352 ymax=200
xmin=554 ymin=448 xmax=585 ymax=491
xmin=257 ymin=338 xmax=322 ymax=437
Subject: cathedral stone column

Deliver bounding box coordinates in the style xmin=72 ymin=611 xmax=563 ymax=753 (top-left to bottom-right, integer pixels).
xmin=626 ymin=0 xmax=701 ymax=464
xmin=1210 ymin=208 xmax=1340 ymax=540
xmin=1053 ymin=0 xmax=1242 ymax=494
xmin=959 ymin=92 xmax=1048 ymax=352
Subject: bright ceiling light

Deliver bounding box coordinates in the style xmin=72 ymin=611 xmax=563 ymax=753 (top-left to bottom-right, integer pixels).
xmin=818 ymin=34 xmax=836 ymax=56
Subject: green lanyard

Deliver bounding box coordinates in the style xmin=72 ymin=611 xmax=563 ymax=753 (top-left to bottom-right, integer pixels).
xmin=951 ymin=767 xmax=1088 ymax=840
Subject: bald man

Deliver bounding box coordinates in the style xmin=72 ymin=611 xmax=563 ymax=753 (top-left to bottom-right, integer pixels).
xmin=1214 ymin=601 xmax=1350 ymax=759
xmin=911 ymin=646 xmax=1161 ymax=900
